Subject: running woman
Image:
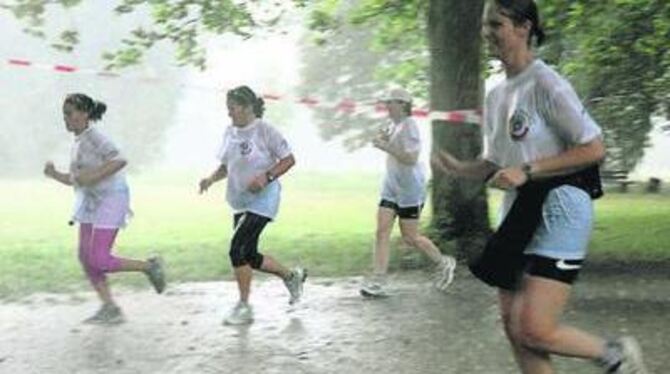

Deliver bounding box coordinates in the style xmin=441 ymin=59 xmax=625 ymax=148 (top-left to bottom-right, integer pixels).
xmin=432 ymin=1 xmax=648 ymax=372
xmin=199 ymin=85 xmax=306 ymax=325
xmin=360 ymin=87 xmax=456 ymax=298
xmin=44 ymin=93 xmax=165 ymax=324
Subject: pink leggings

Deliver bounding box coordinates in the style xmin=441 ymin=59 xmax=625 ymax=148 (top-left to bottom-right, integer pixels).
xmin=78 ymin=223 xmax=123 ymax=285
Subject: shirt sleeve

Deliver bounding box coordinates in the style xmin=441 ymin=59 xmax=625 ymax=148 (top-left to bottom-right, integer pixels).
xmin=90 ymin=130 xmax=122 ymax=162
xmin=538 ymin=77 xmax=602 ymax=146
xmin=265 ymin=124 xmax=292 ymax=160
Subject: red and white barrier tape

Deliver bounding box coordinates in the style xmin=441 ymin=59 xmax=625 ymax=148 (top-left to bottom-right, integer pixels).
xmin=8 ymin=58 xmax=121 ymax=77
xmin=5 ymin=57 xmax=482 ymax=124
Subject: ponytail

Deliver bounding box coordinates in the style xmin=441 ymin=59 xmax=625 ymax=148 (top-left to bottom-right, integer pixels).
xmin=64 ymin=93 xmax=107 ymax=122
xmin=89 ymin=101 xmax=107 ymax=121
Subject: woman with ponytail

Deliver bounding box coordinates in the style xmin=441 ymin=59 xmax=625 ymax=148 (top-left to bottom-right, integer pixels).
xmin=44 ymin=93 xmax=166 ymax=324
xmin=199 ymin=85 xmax=305 ymax=325
xmin=432 ymin=1 xmax=648 ymax=372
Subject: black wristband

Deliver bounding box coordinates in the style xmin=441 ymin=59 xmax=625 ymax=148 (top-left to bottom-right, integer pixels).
xmin=522 ymin=163 xmax=533 ymax=180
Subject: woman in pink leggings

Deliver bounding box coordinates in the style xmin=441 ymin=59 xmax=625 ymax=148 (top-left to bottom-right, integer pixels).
xmin=44 ymin=93 xmax=166 ymax=324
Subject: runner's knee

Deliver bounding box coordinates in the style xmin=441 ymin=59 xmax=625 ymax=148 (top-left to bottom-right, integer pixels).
xmin=87 ymin=255 xmax=117 ymax=272
xmin=246 ymin=252 xmax=264 ymax=269
xmin=517 ymin=318 xmax=557 ymax=350
xmin=376 ymin=226 xmax=393 ymax=240
xmin=401 ymin=234 xmax=421 ymax=248
xmin=229 ymin=246 xmax=247 ymax=267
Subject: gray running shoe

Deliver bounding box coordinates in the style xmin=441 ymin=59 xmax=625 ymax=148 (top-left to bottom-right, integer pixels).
xmin=610 ymin=336 xmax=649 ymax=374
xmin=223 ymin=302 xmax=253 ymax=326
xmin=83 ymin=303 xmax=124 ymax=325
xmin=283 ymin=267 xmax=307 ymax=305
xmin=360 ymin=275 xmax=389 ymax=298
xmin=434 ymin=255 xmax=456 ymax=291
xmin=145 ymin=256 xmax=166 ymax=294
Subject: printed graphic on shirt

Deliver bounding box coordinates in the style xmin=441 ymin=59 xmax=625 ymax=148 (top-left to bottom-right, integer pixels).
xmin=508 ymin=108 xmax=530 ymax=141
xmin=239 ymin=140 xmax=253 ymax=156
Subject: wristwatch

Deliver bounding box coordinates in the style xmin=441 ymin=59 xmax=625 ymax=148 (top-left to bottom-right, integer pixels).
xmin=266 ymin=171 xmax=276 ymax=183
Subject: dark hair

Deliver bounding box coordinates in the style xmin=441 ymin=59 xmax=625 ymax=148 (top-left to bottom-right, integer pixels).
xmin=495 ymin=0 xmax=545 ymax=46
xmin=226 ymin=85 xmax=265 ymax=118
xmin=64 ymin=93 xmax=107 ymax=121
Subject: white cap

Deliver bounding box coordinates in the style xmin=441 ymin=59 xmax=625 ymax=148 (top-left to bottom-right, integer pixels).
xmin=382 ymin=87 xmax=412 ymax=103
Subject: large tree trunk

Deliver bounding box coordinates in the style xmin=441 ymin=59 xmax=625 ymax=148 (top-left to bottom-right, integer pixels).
xmin=428 ymin=0 xmax=489 ymax=259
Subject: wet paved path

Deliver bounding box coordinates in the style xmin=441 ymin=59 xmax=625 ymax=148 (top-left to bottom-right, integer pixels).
xmin=1 ymin=270 xmax=668 ymax=373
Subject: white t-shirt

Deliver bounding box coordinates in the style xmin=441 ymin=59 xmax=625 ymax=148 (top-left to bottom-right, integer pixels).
xmin=482 ymin=59 xmax=602 ymax=221
xmin=69 ymin=126 xmax=130 ymax=227
xmin=217 ymin=119 xmax=292 ymax=219
xmin=380 ymin=116 xmax=426 ymax=207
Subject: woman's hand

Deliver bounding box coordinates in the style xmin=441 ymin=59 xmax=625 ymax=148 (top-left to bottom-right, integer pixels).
xmin=372 ymin=136 xmax=389 ymax=151
xmin=377 ymin=127 xmax=391 ymax=142
xmin=247 ymin=174 xmax=268 ymax=193
xmin=43 ymin=161 xmax=56 ymax=178
xmin=43 ymin=161 xmax=75 ymax=186
xmin=199 ymin=177 xmax=213 ymax=194
xmin=488 ymin=167 xmax=528 ymax=190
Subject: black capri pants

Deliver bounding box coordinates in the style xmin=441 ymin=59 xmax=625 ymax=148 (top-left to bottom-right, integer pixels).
xmin=230 ymin=212 xmax=270 ymax=269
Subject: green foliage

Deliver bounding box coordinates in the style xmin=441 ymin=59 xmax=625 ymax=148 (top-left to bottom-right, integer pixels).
xmin=306 ymin=0 xmax=340 ymax=33
xmin=299 ymin=0 xmax=430 ymax=150
xmin=344 ymin=0 xmax=429 ymax=96
xmin=103 ymin=0 xmax=258 ymax=69
xmin=5 ymin=0 xmax=667 ymax=166
xmin=305 ymin=0 xmax=670 ymax=169
xmin=2 ymin=0 xmax=297 ymax=70
xmin=541 ymin=0 xmax=670 ymax=171
xmin=1 ymin=0 xmax=82 ymax=43
xmin=50 ymin=30 xmax=79 ymax=52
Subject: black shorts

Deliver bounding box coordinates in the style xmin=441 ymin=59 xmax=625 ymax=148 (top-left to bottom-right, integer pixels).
xmin=524 ymin=254 xmax=583 ymax=285
xmin=379 ymin=199 xmax=423 ymax=219
xmin=229 ymin=212 xmax=269 ymax=269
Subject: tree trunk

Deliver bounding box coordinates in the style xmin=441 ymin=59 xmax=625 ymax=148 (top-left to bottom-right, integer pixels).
xmin=428 ymin=0 xmax=489 ymax=259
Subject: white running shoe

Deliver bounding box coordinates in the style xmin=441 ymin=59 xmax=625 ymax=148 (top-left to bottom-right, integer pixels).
xmin=83 ymin=303 xmax=124 ymax=325
xmin=223 ymin=302 xmax=254 ymax=326
xmin=610 ymin=336 xmax=649 ymax=374
xmin=360 ymin=275 xmax=389 ymax=298
xmin=434 ymin=255 xmax=456 ymax=291
xmin=283 ymin=267 xmax=307 ymax=305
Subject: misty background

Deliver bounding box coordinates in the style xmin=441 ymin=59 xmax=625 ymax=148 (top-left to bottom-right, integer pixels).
xmin=0 ymin=2 xmax=667 ymax=180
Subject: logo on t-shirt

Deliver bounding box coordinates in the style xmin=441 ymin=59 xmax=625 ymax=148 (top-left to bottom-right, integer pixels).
xmin=239 ymin=140 xmax=253 ymax=156
xmin=508 ymin=109 xmax=530 ymax=140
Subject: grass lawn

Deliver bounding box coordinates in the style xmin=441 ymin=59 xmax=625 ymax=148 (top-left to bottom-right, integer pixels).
xmin=1 ymin=172 xmax=668 ymax=298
